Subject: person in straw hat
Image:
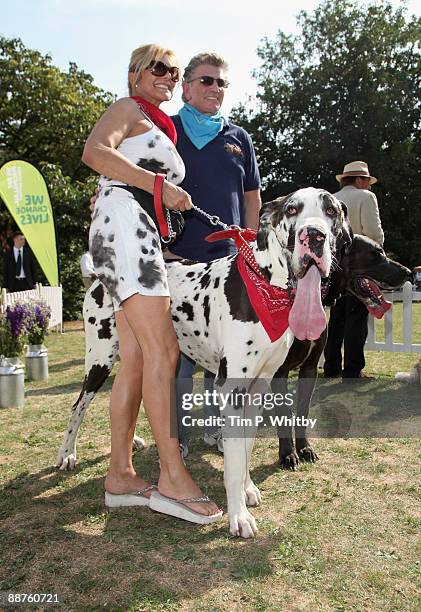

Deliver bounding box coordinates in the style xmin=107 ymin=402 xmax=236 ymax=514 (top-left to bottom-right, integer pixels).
xmin=324 ymin=161 xmax=384 ymax=380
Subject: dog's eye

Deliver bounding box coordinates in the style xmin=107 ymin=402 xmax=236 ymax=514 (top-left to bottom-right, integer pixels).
xmin=286 ymin=207 xmax=298 ymax=216
xmin=326 ymin=207 xmax=336 ymax=216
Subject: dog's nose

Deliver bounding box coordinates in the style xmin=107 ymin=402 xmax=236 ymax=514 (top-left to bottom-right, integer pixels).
xmin=299 ymin=226 xmax=326 ymax=249
xmin=308 ymin=227 xmax=326 ymax=244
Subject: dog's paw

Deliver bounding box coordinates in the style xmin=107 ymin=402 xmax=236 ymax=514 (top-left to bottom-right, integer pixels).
xmin=245 ymin=482 xmax=261 ymax=507
xmin=279 ymin=449 xmax=300 ymax=470
xmin=298 ymin=446 xmax=319 ymax=464
xmin=132 ymin=436 xmax=146 ymax=451
xmin=57 ymin=449 xmax=77 ymax=471
xmin=229 ymin=510 xmax=258 ymax=538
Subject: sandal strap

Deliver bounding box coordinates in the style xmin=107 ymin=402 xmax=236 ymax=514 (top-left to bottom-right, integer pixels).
xmin=137 ymin=484 xmax=157 ymax=495
xmin=178 ymin=495 xmax=211 ymax=504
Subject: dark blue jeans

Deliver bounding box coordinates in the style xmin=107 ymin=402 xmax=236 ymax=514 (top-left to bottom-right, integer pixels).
xmin=175 ymin=353 xmax=219 ymax=446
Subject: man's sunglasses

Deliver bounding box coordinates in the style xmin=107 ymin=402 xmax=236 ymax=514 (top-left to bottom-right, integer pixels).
xmin=147 ymin=60 xmax=180 ymax=82
xmin=187 ymin=76 xmax=229 ymax=88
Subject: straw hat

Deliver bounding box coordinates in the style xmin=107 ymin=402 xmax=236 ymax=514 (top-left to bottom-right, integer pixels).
xmin=336 ymin=161 xmax=378 ymax=185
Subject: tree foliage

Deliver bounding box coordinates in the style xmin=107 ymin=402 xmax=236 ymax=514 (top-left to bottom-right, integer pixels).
xmin=0 ymin=37 xmax=114 ymax=317
xmin=232 ymin=0 xmax=421 ymax=267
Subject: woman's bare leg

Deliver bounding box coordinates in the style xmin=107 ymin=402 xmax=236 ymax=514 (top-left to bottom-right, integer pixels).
xmin=122 ymin=294 xmax=220 ymax=516
xmin=105 ymin=310 xmax=151 ymax=496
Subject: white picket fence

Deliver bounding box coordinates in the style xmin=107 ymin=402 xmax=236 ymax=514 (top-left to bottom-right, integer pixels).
xmin=366 ymin=281 xmax=421 ymax=354
xmin=0 ymin=285 xmax=63 ymax=332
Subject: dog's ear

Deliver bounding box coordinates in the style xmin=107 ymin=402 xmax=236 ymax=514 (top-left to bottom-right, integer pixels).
xmin=337 ymin=200 xmax=353 ymax=255
xmin=257 ymin=194 xmax=294 ymax=251
xmin=340 ymin=201 xmax=348 ymax=218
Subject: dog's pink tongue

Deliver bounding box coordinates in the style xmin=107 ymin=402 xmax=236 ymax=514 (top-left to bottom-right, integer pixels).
xmin=289 ymin=266 xmax=326 ymax=341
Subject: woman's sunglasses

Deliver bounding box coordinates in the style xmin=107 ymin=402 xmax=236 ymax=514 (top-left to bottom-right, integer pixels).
xmin=147 ymin=60 xmax=180 ymax=82
xmin=187 ymin=76 xmax=229 ymax=88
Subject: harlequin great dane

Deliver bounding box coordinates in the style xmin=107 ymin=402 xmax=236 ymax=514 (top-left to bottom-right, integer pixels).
xmin=58 ymin=187 xmax=352 ymax=538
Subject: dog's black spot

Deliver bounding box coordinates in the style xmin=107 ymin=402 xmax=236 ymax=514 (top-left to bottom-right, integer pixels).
xmin=224 ymin=261 xmax=259 ymax=324
xmin=104 ymin=216 xmax=110 ymax=223
xmin=216 ymin=357 xmax=227 ymax=386
xmin=204 ymin=331 xmax=209 ymax=337
xmin=75 ymin=365 xmax=111 ymax=397
xmin=138 ymin=260 xmax=162 ymax=289
xmin=148 ymin=140 xmax=156 ymax=148
xmin=177 ymin=301 xmax=194 ymax=321
xmin=151 ymin=238 xmax=158 ymax=249
xmin=91 ymin=282 xmax=105 ymax=308
xmin=213 ymin=277 xmax=220 ymax=289
xmin=193 ymin=294 xmax=199 ymax=301
xmin=200 ymin=272 xmax=212 ymax=290
xmin=203 ymin=295 xmax=210 ymax=327
xmin=108 ymin=234 xmax=115 ymax=242
xmin=242 ymin=367 xmax=248 ymax=373
xmin=88 ymin=316 xmax=96 ymax=325
xmin=247 ymin=340 xmax=253 ymax=345
xmin=186 ymin=271 xmax=195 ymax=278
xmin=120 ymin=276 xmax=125 ymax=281
xmin=231 ymin=386 xmax=248 ymax=410
xmin=194 ymin=330 xmax=200 ymax=336
xmin=141 ymin=246 xmax=149 ymax=255
xmin=137 ymin=229 xmax=147 ymax=239
xmin=98 ymin=318 xmax=112 ymax=340
xmin=172 ymin=315 xmax=180 ymax=322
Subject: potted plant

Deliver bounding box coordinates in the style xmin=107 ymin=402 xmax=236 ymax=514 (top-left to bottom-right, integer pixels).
xmin=25 ymin=300 xmax=51 ymax=381
xmin=0 ymin=304 xmax=30 ymax=408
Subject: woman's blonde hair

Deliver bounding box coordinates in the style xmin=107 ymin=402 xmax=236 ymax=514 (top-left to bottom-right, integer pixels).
xmin=128 ymin=44 xmax=179 ymax=95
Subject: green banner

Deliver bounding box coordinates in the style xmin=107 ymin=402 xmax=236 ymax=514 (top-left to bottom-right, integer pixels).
xmin=0 ymin=160 xmax=59 ymax=286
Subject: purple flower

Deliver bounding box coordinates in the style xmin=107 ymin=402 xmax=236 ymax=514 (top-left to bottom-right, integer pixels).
xmin=5 ymin=302 xmax=33 ymax=338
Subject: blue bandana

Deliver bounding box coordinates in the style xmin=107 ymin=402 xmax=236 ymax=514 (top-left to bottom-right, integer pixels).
xmin=178 ymin=103 xmax=225 ymax=150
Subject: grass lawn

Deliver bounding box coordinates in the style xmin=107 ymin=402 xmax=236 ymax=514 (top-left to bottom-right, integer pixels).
xmin=0 ymin=308 xmax=420 ymax=611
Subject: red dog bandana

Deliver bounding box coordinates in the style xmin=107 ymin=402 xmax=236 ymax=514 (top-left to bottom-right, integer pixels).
xmin=206 ymin=229 xmax=294 ymax=342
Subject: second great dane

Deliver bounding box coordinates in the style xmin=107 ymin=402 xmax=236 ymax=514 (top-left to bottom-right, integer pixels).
xmin=58 ymin=187 xmax=352 ymax=537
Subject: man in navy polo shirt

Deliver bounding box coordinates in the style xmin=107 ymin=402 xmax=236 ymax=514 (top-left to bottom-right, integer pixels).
xmin=169 ymin=52 xmax=261 ymax=456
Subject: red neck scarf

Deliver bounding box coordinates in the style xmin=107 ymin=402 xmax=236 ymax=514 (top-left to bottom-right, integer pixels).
xmin=130 ymin=96 xmax=177 ymax=145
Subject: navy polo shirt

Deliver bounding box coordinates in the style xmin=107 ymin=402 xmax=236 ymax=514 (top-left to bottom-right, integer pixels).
xmin=170 ymin=115 xmax=261 ymax=262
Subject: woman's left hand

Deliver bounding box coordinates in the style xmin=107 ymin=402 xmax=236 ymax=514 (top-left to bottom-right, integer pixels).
xmin=162 ymin=182 xmax=192 ymax=212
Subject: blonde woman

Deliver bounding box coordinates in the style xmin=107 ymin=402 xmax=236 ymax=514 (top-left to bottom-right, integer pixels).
xmin=83 ymin=44 xmax=221 ymax=524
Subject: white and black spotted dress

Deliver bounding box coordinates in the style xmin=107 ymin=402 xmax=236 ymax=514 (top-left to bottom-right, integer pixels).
xmin=89 ymin=123 xmax=185 ymax=309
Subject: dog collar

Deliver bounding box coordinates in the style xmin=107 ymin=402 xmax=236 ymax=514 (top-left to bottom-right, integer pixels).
xmin=205 ymin=228 xmax=266 ymax=279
